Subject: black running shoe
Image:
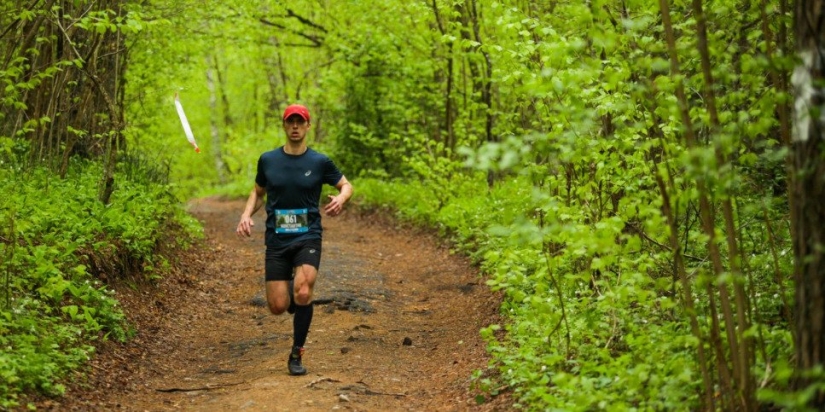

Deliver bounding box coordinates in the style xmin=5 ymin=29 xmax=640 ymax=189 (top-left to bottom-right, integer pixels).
xmin=288 ymin=346 xmax=306 ymax=376
xmin=287 ymin=279 xmax=296 ymax=315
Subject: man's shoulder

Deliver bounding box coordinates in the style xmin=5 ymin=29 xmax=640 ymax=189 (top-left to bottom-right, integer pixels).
xmin=303 ymin=148 xmax=334 ymax=163
xmin=259 ymin=147 xmax=284 ymax=160
xmin=305 ymin=147 xmax=328 ymax=158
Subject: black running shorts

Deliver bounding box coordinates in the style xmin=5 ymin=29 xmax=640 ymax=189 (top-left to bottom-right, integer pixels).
xmin=265 ymin=239 xmax=322 ymax=281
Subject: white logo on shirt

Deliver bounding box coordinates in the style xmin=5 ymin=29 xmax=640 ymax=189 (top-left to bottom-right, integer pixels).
xmin=305 ymin=170 xmax=312 ymax=176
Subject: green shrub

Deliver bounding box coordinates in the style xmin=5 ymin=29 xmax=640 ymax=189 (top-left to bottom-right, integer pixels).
xmin=354 ymin=167 xmax=794 ymax=411
xmin=0 ymin=160 xmax=202 ymax=408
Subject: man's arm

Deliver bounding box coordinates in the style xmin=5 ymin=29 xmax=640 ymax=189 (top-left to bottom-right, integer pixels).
xmin=237 ymin=184 xmax=266 ymax=237
xmin=324 ymin=176 xmax=353 ymax=217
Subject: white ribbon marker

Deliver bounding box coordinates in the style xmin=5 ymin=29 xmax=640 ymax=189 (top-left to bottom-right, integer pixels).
xmin=174 ymin=92 xmax=200 ymax=153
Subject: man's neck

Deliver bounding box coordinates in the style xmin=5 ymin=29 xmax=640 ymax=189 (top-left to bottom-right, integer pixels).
xmin=283 ymin=142 xmax=307 ymax=155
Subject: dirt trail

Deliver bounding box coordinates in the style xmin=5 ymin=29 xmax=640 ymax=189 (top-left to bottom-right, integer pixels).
xmin=38 ymin=197 xmax=507 ymax=411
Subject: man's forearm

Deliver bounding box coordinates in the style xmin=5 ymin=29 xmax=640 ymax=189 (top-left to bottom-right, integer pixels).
xmin=242 ymin=189 xmax=264 ymax=217
xmin=337 ymin=182 xmax=353 ymax=203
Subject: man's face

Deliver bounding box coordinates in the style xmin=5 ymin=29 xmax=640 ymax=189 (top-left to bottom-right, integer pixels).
xmin=283 ymin=114 xmax=310 ymax=142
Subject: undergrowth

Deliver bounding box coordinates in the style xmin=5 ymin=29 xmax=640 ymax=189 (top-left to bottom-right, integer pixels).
xmin=353 ymin=170 xmax=795 ymax=411
xmin=0 ymin=159 xmax=202 ymax=409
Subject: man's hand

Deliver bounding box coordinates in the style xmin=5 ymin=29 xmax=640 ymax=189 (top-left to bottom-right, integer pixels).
xmin=237 ymin=215 xmax=255 ymax=237
xmin=324 ymin=195 xmax=344 ymax=217
xmin=238 ymin=185 xmax=265 ymax=237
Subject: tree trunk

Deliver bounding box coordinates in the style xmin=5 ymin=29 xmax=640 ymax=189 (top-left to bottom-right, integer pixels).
xmin=206 ymin=57 xmax=227 ymax=185
xmin=430 ymin=0 xmax=455 ymax=153
xmin=792 ymin=0 xmax=825 ymax=406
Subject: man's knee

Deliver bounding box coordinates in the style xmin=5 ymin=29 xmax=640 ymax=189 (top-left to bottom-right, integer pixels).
xmin=269 ymin=306 xmax=287 ymax=316
xmin=295 ymin=289 xmax=312 ymax=306
xmin=268 ymin=301 xmax=288 ymax=315
xmin=293 ymin=270 xmax=315 ymax=306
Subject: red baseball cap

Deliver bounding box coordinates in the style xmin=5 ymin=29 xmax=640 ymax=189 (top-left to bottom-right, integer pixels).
xmin=283 ymin=104 xmax=310 ymax=122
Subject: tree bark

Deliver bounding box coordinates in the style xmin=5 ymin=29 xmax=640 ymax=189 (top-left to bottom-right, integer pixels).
xmin=430 ymin=0 xmax=455 ymax=153
xmin=206 ymin=58 xmax=227 ymax=185
xmin=792 ymin=0 xmax=825 ymax=406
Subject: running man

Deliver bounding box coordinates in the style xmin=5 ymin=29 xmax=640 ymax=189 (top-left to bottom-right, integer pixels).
xmin=236 ymin=103 xmax=353 ymax=375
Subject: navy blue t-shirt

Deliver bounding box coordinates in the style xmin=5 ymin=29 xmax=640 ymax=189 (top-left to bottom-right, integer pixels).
xmin=255 ymin=147 xmax=344 ymax=247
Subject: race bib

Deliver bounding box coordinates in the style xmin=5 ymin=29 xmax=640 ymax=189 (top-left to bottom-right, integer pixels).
xmin=275 ymin=209 xmax=309 ymax=234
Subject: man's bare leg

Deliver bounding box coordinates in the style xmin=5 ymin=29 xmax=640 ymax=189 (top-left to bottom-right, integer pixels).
xmin=288 ymin=264 xmax=317 ymax=375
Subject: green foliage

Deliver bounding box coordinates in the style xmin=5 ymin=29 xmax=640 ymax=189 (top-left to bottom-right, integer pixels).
xmin=347 ymin=0 xmax=797 ymax=407
xmin=1 ymin=2 xmax=151 ymax=170
xmin=122 ymin=0 xmax=496 ymax=194
xmin=357 ymin=162 xmax=793 ymax=410
xmin=0 ymin=159 xmax=202 ymax=407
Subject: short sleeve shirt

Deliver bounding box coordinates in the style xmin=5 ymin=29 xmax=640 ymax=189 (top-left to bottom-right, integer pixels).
xmin=255 ymin=147 xmax=344 ymax=247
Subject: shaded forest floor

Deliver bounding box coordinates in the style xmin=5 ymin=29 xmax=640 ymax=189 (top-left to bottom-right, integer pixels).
xmin=30 ymin=197 xmax=510 ymax=411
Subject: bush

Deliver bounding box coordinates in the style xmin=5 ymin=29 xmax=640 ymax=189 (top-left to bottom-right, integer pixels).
xmin=0 ymin=159 xmax=202 ymax=408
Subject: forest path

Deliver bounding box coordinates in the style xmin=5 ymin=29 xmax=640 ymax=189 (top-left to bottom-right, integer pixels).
xmin=44 ymin=197 xmax=505 ymax=411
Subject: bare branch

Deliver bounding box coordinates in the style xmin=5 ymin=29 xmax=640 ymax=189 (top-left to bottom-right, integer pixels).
xmin=259 ymin=17 xmax=324 ymax=47
xmin=284 ymin=8 xmax=328 ymax=33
